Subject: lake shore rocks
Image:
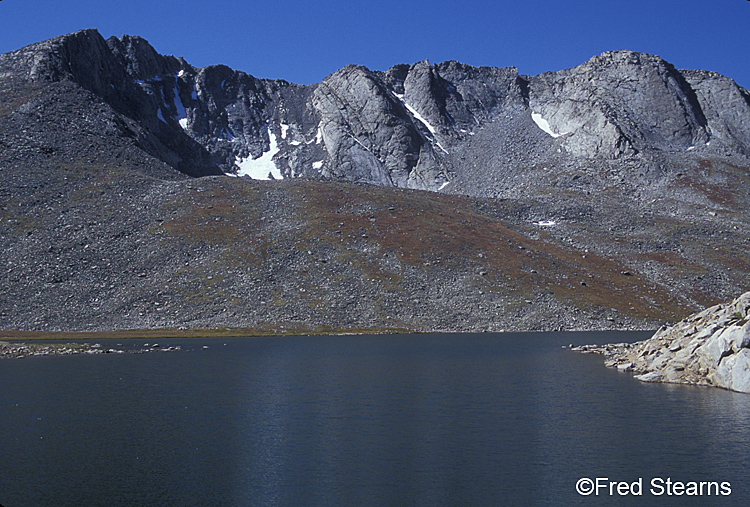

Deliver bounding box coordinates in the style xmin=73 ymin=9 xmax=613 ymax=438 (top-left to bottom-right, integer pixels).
xmin=0 ymin=341 xmax=181 ymax=359
xmin=574 ymin=292 xmax=750 ymax=393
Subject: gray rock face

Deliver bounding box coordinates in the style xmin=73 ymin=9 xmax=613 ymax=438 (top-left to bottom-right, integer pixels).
xmin=528 ymin=51 xmax=709 ymax=158
xmin=4 ymin=30 xmax=750 ymax=194
xmin=681 ymin=69 xmax=750 ymax=155
xmin=312 ymin=64 xmax=447 ymax=189
xmin=577 ymin=292 xmax=750 ymax=393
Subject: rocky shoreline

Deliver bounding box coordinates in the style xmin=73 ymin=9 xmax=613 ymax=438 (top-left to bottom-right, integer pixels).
xmin=574 ymin=292 xmax=750 ymax=393
xmin=0 ymin=340 xmax=181 ymax=359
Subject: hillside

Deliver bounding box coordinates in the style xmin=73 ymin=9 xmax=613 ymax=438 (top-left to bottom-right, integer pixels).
xmin=1 ymin=30 xmax=748 ymax=333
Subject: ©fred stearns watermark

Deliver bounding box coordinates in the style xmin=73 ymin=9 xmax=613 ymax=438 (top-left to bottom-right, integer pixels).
xmin=576 ymin=477 xmax=731 ymax=497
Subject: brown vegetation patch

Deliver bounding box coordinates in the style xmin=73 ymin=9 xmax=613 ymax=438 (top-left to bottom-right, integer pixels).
xmin=671 ymin=159 xmax=750 ymax=207
xmin=290 ymin=181 xmax=688 ymax=320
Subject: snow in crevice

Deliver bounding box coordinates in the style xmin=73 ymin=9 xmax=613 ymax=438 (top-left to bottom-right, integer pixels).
xmin=135 ymin=77 xmax=161 ymax=85
xmin=394 ymin=93 xmax=438 ymax=135
xmin=394 ymin=93 xmax=450 ymax=154
xmin=353 ymin=136 xmax=372 ymax=153
xmin=235 ymin=128 xmax=283 ymax=180
xmin=173 ymin=86 xmax=188 ymax=130
xmin=157 ymin=108 xmax=167 ymax=123
xmin=531 ymin=112 xmax=569 ymax=138
xmin=438 ymin=181 xmax=450 ymax=190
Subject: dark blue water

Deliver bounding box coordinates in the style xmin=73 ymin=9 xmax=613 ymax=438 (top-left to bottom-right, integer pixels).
xmin=1 ymin=331 xmax=748 ymax=506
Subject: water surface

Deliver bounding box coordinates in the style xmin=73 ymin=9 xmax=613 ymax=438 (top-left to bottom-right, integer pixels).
xmin=0 ymin=331 xmax=747 ymax=506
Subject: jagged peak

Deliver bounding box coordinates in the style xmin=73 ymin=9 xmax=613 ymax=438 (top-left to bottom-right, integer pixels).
xmin=322 ymin=63 xmax=377 ymax=80
xmin=581 ymin=49 xmax=676 ymax=73
xmin=107 ymin=34 xmax=185 ymax=81
xmin=38 ymin=28 xmax=104 ymax=48
xmin=0 ymin=28 xmax=110 ymax=82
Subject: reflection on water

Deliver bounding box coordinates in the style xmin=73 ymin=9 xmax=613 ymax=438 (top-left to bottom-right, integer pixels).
xmin=0 ymin=332 xmax=747 ymax=506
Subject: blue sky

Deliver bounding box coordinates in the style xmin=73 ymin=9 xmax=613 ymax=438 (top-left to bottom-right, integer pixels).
xmin=1 ymin=0 xmax=748 ymax=87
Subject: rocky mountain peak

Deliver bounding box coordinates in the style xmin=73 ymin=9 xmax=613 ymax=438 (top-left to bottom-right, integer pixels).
xmin=106 ymin=34 xmax=186 ymax=82
xmin=528 ymin=49 xmax=711 ymax=159
xmin=2 ymin=31 xmax=749 ymax=193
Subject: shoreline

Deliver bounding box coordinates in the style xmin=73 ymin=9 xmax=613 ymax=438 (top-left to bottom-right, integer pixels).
xmin=0 ymin=326 xmax=419 ymax=342
xmin=0 ymin=340 xmax=182 ymax=359
xmin=1 ymin=327 xmax=655 ymax=360
xmin=0 ymin=321 xmax=658 ymax=343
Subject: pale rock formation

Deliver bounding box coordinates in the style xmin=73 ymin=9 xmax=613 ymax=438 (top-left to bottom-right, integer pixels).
xmin=575 ymin=292 xmax=750 ymax=393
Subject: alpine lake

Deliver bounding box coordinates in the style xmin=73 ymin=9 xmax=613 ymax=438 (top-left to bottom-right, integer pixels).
xmin=1 ymin=331 xmax=748 ymax=506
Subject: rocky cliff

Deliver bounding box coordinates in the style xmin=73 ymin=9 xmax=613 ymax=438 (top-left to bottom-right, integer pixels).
xmin=1 ymin=29 xmax=749 ymax=333
xmin=576 ymin=292 xmax=750 ymax=393
xmin=6 ymin=30 xmax=749 ymax=189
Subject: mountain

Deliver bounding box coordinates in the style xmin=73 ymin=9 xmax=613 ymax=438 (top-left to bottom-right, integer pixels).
xmin=1 ymin=29 xmax=748 ymax=334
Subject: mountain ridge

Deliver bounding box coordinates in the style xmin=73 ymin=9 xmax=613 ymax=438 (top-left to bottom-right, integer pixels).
xmin=1 ymin=29 xmax=748 ymax=333
xmin=6 ymin=29 xmax=750 ymax=189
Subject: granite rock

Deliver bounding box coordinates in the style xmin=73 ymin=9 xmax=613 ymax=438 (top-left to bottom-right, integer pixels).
xmin=577 ymin=292 xmax=750 ymax=393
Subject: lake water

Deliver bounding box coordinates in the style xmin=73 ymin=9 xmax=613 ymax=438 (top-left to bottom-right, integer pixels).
xmin=1 ymin=331 xmax=748 ymax=506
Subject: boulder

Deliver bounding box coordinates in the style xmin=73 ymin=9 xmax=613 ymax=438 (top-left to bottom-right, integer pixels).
xmin=578 ymin=292 xmax=750 ymax=393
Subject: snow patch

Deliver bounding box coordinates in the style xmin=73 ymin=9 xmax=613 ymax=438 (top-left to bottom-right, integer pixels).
xmin=305 ymin=126 xmax=325 ymax=145
xmin=534 ymin=220 xmax=557 ymax=227
xmin=312 ymin=161 xmax=324 ymax=170
xmin=178 ymin=69 xmax=186 ymax=78
xmin=687 ymin=146 xmax=695 ymax=151
xmin=280 ymin=123 xmax=289 ymax=139
xmin=353 ymin=137 xmax=372 ymax=152
xmin=395 ymin=93 xmax=437 ymax=135
xmin=531 ymin=112 xmax=569 ymax=138
xmin=290 ymin=140 xmax=301 ymax=146
xmin=173 ymin=87 xmax=187 ymax=129
xmin=235 ymin=128 xmax=283 ymax=180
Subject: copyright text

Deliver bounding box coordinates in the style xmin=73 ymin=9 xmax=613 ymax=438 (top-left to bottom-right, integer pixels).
xmin=576 ymin=477 xmax=731 ymax=497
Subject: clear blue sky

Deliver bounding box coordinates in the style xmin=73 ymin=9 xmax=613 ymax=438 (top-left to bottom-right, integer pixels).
xmin=1 ymin=0 xmax=748 ymax=87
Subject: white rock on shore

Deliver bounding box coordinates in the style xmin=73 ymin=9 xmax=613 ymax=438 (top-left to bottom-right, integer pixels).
xmin=574 ymin=292 xmax=750 ymax=393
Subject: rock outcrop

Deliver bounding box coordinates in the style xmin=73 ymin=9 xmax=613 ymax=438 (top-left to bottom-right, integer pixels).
xmin=576 ymin=292 xmax=750 ymax=393
xmin=5 ymin=30 xmax=750 ymax=191
xmin=528 ymin=51 xmax=710 ymax=159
